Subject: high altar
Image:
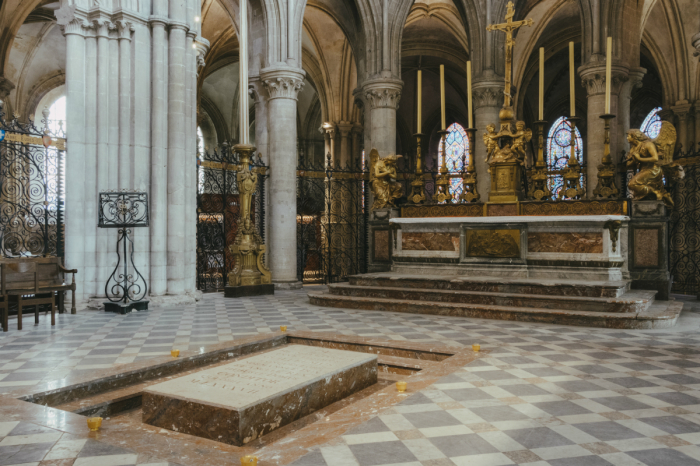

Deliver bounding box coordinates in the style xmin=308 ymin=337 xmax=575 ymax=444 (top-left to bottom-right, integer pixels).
xmin=309 ymin=2 xmax=683 ymax=328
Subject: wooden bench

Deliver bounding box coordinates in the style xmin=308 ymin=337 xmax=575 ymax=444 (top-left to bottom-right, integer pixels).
xmin=0 ymin=257 xmax=77 ymax=331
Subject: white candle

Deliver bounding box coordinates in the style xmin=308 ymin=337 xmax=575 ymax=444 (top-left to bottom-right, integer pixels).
xmin=605 ymin=36 xmax=612 ymax=114
xmin=440 ymin=64 xmax=446 ymax=130
xmin=539 ymin=47 xmax=544 ymax=121
xmin=466 ymin=61 xmax=473 ymax=128
xmin=417 ymin=70 xmax=422 ymax=133
xmin=569 ymin=42 xmax=575 ymax=118
xmin=239 ymin=0 xmax=248 ymax=144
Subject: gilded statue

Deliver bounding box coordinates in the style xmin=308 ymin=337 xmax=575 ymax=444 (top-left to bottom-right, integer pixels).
xmin=483 ymin=124 xmax=498 ymax=164
xmin=625 ymin=121 xmax=684 ymax=207
xmin=511 ymin=121 xmax=532 ymax=166
xmin=369 ymin=148 xmax=403 ymax=210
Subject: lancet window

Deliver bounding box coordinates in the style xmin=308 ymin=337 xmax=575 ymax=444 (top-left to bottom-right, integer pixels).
xmin=437 ymin=122 xmax=469 ymax=201
xmin=546 ymin=117 xmax=583 ymax=198
xmin=640 ymin=107 xmax=662 ymax=139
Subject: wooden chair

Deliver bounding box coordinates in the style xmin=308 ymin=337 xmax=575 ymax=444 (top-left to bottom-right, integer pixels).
xmin=0 ymin=257 xmax=78 ymax=331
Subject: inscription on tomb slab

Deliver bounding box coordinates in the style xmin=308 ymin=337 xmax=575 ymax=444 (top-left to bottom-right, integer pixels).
xmin=142 ymin=345 xmax=377 ymax=445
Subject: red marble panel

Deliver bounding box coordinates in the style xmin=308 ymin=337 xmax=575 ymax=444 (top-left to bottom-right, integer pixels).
xmin=401 ymin=232 xmax=459 ymax=251
xmin=634 ymin=228 xmax=659 ymax=267
xmin=374 ymin=230 xmax=390 ymax=261
xmin=528 ymin=232 xmax=603 ymax=254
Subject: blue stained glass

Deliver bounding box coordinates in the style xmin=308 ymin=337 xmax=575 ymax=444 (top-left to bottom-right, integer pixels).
xmin=438 ymin=123 xmax=470 ymax=202
xmin=641 ymin=107 xmax=662 ymax=139
xmin=546 ymin=117 xmax=583 ymax=198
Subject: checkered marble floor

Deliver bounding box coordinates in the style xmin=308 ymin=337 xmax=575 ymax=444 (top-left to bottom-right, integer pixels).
xmin=3 ymin=286 xmax=700 ymax=465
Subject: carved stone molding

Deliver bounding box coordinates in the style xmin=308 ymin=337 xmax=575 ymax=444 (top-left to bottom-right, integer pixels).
xmin=115 ymin=20 xmax=134 ymax=40
xmin=362 ymin=78 xmax=403 ymax=110
xmin=579 ymin=64 xmax=630 ymax=97
xmin=93 ymin=19 xmax=114 ymax=37
xmin=260 ymin=66 xmax=305 ymax=100
xmin=56 ymin=5 xmax=90 ymax=36
xmin=693 ymin=32 xmax=700 ymax=61
xmin=337 ymin=121 xmax=354 ymax=137
xmin=194 ymin=37 xmax=210 ymax=72
xmin=473 ymin=88 xmax=501 ymax=109
xmin=671 ymin=101 xmax=693 ymax=120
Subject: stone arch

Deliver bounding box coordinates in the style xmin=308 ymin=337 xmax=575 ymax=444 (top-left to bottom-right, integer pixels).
xmin=22 ymin=70 xmax=65 ymax=122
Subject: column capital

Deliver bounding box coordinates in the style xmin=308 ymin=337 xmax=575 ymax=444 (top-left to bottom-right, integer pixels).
xmin=322 ymin=122 xmax=336 ymax=137
xmin=352 ymin=123 xmax=363 ymax=134
xmin=337 ymin=121 xmax=354 ymax=137
xmin=260 ymin=66 xmax=305 ymax=100
xmin=471 ymin=80 xmax=503 ymax=110
xmin=93 ymin=18 xmax=115 ymax=37
xmin=0 ymin=76 xmax=15 ymax=101
xmin=56 ymin=4 xmax=91 ymax=36
xmin=578 ymin=63 xmax=629 ymax=97
xmin=362 ymin=78 xmax=403 ymax=110
xmin=671 ymin=101 xmax=693 ymax=120
xmin=195 ymin=37 xmax=210 ymax=72
xmin=115 ymin=20 xmax=134 ymax=40
xmin=693 ymin=32 xmax=700 ymax=61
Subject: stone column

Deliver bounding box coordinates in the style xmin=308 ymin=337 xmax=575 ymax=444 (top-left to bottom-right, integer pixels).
xmin=83 ymin=27 xmax=97 ymax=298
xmin=352 ymin=124 xmax=362 ymax=167
xmin=671 ymin=102 xmax=692 ymax=152
xmin=322 ymin=123 xmax=336 ymax=166
xmin=166 ymin=17 xmax=188 ymax=294
xmin=579 ymin=63 xmax=629 ymax=198
xmin=322 ymin=128 xmax=331 ymax=166
xmin=149 ymin=15 xmax=167 ymax=296
xmin=61 ymin=17 xmax=88 ymax=305
xmin=472 ymin=81 xmax=502 ymax=201
xmin=117 ymin=20 xmax=133 ymax=188
xmin=185 ymin=30 xmax=196 ymax=293
xmin=617 ymin=67 xmax=645 ymax=189
xmin=362 ymin=78 xmax=402 ymax=156
xmin=261 ymin=66 xmax=304 ymax=289
xmin=337 ymin=121 xmax=353 ymax=168
xmin=250 ymin=77 xmax=270 ymax=254
xmin=94 ymin=19 xmax=113 ymax=295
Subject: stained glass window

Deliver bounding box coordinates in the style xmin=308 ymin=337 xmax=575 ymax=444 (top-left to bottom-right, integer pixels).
xmin=546 ymin=116 xmax=583 ymax=198
xmin=437 ymin=122 xmax=469 ymax=202
xmin=641 ymin=107 xmax=662 ymax=139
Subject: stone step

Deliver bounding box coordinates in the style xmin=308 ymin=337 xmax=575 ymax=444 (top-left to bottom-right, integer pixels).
xmin=348 ymin=274 xmax=630 ymax=298
xmin=308 ymin=291 xmax=682 ymax=329
xmin=328 ymin=283 xmax=656 ymax=314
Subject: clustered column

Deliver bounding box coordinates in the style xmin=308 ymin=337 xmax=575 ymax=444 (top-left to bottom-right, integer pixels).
xmin=57 ymin=0 xmax=207 ymax=305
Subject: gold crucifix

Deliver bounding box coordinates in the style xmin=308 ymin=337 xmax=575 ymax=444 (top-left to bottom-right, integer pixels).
xmin=486 ymin=1 xmax=534 ymax=108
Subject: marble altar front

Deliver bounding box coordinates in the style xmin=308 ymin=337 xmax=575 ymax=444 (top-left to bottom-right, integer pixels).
xmin=390 ymin=215 xmax=627 ymax=281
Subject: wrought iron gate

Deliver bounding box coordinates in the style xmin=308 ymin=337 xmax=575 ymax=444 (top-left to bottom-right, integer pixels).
xmin=0 ymin=106 xmax=65 ymax=258
xmin=196 ymin=143 xmax=268 ymax=291
xmin=297 ymin=156 xmax=368 ymax=283
xmin=670 ymin=156 xmax=700 ymax=295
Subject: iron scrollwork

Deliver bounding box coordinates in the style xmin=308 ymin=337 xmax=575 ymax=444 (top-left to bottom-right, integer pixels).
xmin=98 ymin=191 xmax=149 ymax=304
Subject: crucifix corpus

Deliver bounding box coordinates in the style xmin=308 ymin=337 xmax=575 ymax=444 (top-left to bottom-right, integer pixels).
xmin=486 ymin=1 xmax=533 ymax=108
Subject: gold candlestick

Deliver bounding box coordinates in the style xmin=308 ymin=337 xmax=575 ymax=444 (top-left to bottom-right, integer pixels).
xmin=432 ymin=130 xmax=450 ymax=203
xmin=559 ymin=116 xmax=584 ymax=199
xmin=593 ymin=113 xmax=619 ymax=198
xmin=459 ymin=128 xmax=480 ymax=202
xmin=526 ymin=120 xmax=551 ymax=200
xmin=408 ymin=132 xmax=426 ymax=204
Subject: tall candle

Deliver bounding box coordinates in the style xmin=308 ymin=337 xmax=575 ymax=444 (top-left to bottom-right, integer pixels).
xmin=239 ymin=0 xmax=248 ymax=144
xmin=605 ymin=36 xmax=612 ymax=114
xmin=539 ymin=47 xmax=544 ymax=121
xmin=440 ymin=64 xmax=446 ymax=130
xmin=417 ymin=70 xmax=422 ymax=133
xmin=466 ymin=61 xmax=473 ymax=128
xmin=569 ymin=42 xmax=575 ymax=117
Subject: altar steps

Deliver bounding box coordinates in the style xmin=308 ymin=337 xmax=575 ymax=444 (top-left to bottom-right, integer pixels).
xmin=308 ymin=274 xmax=682 ymax=329
xmin=328 ymin=284 xmax=656 ymax=314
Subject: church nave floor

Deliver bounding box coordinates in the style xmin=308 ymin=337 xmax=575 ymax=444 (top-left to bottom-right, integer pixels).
xmin=2 ymin=288 xmax=700 ymax=466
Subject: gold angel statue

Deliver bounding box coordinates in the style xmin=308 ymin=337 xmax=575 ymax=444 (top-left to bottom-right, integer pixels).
xmin=483 ymin=124 xmax=498 ymax=164
xmin=626 ymin=121 xmax=684 ymax=207
xmin=369 ymin=148 xmax=403 ymax=210
xmin=511 ymin=121 xmax=532 ymax=166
